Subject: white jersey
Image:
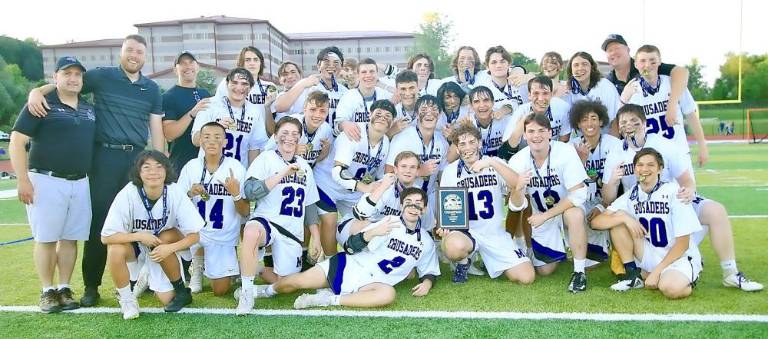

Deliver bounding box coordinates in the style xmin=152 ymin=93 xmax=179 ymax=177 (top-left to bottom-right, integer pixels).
xmin=440 ymin=156 xmax=509 ymax=233
xmin=476 ymin=73 xmax=528 ymax=112
xmin=564 ymin=78 xmax=621 ymax=128
xmin=311 ymin=81 xmax=349 ymax=125
xmin=246 ymin=150 xmax=320 ymax=236
xmin=440 ymin=71 xmax=489 ymax=92
xmin=419 ymin=79 xmax=442 ymax=97
xmin=177 ymin=156 xmax=246 ymax=246
xmin=264 ymin=114 xmax=334 ymax=166
xmin=568 ymin=134 xmax=623 ymax=207
xmin=457 ymin=111 xmax=511 ymax=157
xmin=347 ymin=217 xmax=440 ymax=287
xmin=508 ymin=141 xmax=589 ymax=214
xmin=334 ymin=88 xmax=393 ymax=127
xmin=271 ymin=90 xmax=301 ymax=122
xmin=395 ymin=103 xmax=419 ymax=128
xmin=504 ymin=97 xmax=572 ymax=143
xmin=191 ymin=96 xmax=269 ymax=168
xmin=629 ymin=75 xmax=697 ymax=152
xmin=215 ymin=78 xmax=275 ymax=122
xmin=386 ymin=126 xmax=449 ymax=194
xmin=314 ymin=123 xmax=390 ymax=203
xmin=437 ymin=105 xmax=470 ymax=132
xmin=101 ymin=183 xmax=205 ymax=238
xmin=602 ymin=134 xmax=692 ymax=192
xmin=608 ymin=181 xmax=702 ymax=261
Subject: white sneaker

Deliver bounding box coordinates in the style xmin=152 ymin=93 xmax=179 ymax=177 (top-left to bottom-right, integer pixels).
xmin=723 ymin=272 xmax=764 ymax=292
xmin=293 ymin=291 xmax=333 ymax=309
xmin=235 ymin=287 xmax=254 ymax=316
xmin=254 ymin=285 xmax=272 ymax=299
xmin=132 ymin=264 xmax=149 ymax=298
xmin=118 ymin=295 xmax=140 ymax=320
xmin=610 ymin=273 xmax=644 ymax=292
xmin=468 ymin=261 xmax=485 ymax=276
xmin=189 ymin=257 xmax=204 ymax=294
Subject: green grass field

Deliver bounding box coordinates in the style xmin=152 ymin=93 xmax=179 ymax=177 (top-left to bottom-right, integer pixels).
xmin=1 ymin=143 xmax=767 ymax=337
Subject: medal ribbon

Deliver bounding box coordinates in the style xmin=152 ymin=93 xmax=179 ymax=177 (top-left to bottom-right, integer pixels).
xmin=138 ymin=186 xmax=167 ymax=236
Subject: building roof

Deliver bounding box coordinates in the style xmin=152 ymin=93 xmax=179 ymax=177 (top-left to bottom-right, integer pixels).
xmin=42 ymin=38 xmax=123 ymax=49
xmin=288 ymin=31 xmax=414 ymax=41
xmin=135 ymin=15 xmax=268 ymax=27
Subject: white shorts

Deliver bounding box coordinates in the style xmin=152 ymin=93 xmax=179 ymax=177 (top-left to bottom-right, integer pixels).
xmin=465 ymin=227 xmax=531 ymax=278
xmin=530 ymin=215 xmax=567 ymax=267
xmin=317 ymin=252 xmax=377 ymax=295
xmin=578 ymin=201 xmax=610 ymax=267
xmin=191 ymin=238 xmax=239 ymax=279
xmin=690 ymin=194 xmax=713 ymax=246
xmin=252 ymin=217 xmax=303 ymax=277
xmin=26 ymin=172 xmax=91 ymax=242
xmin=132 ymin=243 xmax=189 ymax=293
xmin=336 ymin=218 xmax=354 ymax=246
xmin=638 ymin=242 xmax=702 ymax=284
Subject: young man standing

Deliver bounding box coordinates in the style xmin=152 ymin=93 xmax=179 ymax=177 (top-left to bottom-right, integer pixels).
xmin=335 ymin=58 xmax=394 ymax=140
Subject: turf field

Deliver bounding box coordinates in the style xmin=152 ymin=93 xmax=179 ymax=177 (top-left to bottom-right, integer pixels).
xmin=1 ymin=142 xmax=767 ymax=337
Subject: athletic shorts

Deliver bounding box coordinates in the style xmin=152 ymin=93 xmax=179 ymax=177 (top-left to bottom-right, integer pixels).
xmin=317 ymin=252 xmax=377 ymax=295
xmin=638 ymin=242 xmax=702 ymax=285
xmin=250 ymin=217 xmax=303 ymax=277
xmin=26 ymin=172 xmax=91 ymax=242
xmin=462 ymin=227 xmax=531 ymax=278
xmin=191 ymin=239 xmax=239 ymax=279
xmin=579 ymin=201 xmax=610 ymax=267
xmin=530 ymin=215 xmax=567 ymax=267
xmin=131 ymin=243 xmax=190 ymax=293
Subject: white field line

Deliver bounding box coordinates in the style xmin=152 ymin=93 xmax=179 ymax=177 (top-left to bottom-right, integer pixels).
xmin=1 ymin=305 xmax=767 ymax=323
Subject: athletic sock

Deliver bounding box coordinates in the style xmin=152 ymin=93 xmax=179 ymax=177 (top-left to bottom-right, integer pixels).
xmin=170 ymin=278 xmax=186 ymax=293
xmin=329 ymin=294 xmax=341 ymax=306
xmin=721 ymin=260 xmax=738 ymax=277
xmin=117 ymin=285 xmax=133 ymax=299
xmin=241 ymin=276 xmax=255 ymax=291
xmin=130 ymin=280 xmax=137 ymax=290
xmin=127 ymin=261 xmax=140 ymax=281
xmin=623 ymin=261 xmax=638 ymax=273
xmin=573 ymin=259 xmax=586 ymax=273
xmin=57 ymin=284 xmax=70 ymax=290
xmin=42 ymin=286 xmax=55 ymax=293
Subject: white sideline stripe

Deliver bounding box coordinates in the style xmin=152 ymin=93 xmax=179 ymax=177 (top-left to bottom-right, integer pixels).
xmin=1 ymin=305 xmax=767 ymax=322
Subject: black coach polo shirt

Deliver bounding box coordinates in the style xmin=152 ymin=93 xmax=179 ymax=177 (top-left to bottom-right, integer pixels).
xmin=607 ymin=59 xmax=676 ymax=94
xmin=83 ymin=65 xmax=162 ymax=147
xmin=13 ymin=91 xmax=96 ymax=175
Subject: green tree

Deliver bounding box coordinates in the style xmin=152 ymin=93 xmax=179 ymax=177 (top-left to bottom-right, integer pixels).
xmin=412 ymin=12 xmax=454 ymax=78
xmin=196 ymin=68 xmax=217 ymax=95
xmin=686 ymin=58 xmax=710 ymax=100
xmin=509 ymin=52 xmax=538 ymax=72
xmin=0 ymin=36 xmax=43 ymax=81
xmin=0 ymin=56 xmax=33 ymax=130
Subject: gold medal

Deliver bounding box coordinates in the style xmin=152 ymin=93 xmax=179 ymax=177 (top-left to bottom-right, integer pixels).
xmin=544 ymin=196 xmax=555 ymax=206
xmin=228 ymin=121 xmax=237 ymax=131
xmin=267 ymin=84 xmax=278 ymax=95
xmin=362 ymin=172 xmax=375 ymax=184
xmin=295 ymin=169 xmax=306 ymax=180
xmin=200 ymin=192 xmax=210 ymax=201
xmin=639 ymin=175 xmax=647 ymax=183
xmin=305 ymin=143 xmax=313 ymax=154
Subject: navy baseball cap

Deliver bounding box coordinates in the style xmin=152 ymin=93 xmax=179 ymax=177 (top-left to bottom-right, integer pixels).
xmin=601 ymin=34 xmax=628 ymax=51
xmin=55 ymin=56 xmax=86 ymax=72
xmin=175 ymin=51 xmax=197 ymax=64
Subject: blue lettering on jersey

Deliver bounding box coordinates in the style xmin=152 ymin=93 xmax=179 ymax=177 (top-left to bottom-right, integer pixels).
xmin=457 ymin=174 xmax=499 ymax=189
xmin=386 ymin=238 xmax=421 ymax=260
xmin=642 ymin=100 xmax=669 ymax=115
xmin=132 ymin=217 xmax=169 ymax=233
xmin=530 ymin=174 xmax=561 ymax=188
xmin=634 ymin=201 xmax=670 ymax=215
xmin=203 ymin=183 xmax=231 ymax=196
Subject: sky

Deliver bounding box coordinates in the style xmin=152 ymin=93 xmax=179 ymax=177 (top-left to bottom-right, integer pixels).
xmin=1 ymin=0 xmax=765 ymax=85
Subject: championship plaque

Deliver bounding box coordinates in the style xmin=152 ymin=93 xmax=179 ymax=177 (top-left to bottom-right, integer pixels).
xmin=435 ymin=188 xmax=469 ymax=230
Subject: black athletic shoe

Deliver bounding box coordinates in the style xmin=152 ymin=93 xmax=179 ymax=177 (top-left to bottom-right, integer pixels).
xmin=164 ymin=287 xmax=193 ymax=312
xmin=79 ymin=287 xmax=100 ymax=307
xmin=568 ymin=272 xmax=587 ymax=293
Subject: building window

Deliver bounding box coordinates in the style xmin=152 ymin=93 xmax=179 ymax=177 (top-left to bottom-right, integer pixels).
xmin=375 ymin=47 xmax=381 ymax=53
xmin=404 ymin=46 xmax=411 ymax=53
xmin=100 ymin=55 xmax=106 ymax=61
xmin=366 ymin=47 xmax=371 ymax=53
xmin=385 ymin=47 xmax=390 ymax=52
xmin=395 ymin=46 xmax=400 ymax=52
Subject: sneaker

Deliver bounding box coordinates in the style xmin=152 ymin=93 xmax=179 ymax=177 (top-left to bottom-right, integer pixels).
xmin=236 ymin=287 xmax=254 ymax=316
xmin=164 ymin=287 xmax=193 ymax=312
xmin=452 ymin=259 xmax=471 ymax=284
xmin=568 ymin=272 xmax=587 ymax=293
xmin=254 ymin=285 xmax=272 ymax=299
xmin=79 ymin=286 xmax=100 ymax=307
xmin=190 ymin=258 xmax=204 ymax=294
xmin=118 ymin=295 xmax=140 ymax=320
xmin=610 ymin=269 xmax=645 ymax=292
xmin=468 ymin=261 xmax=485 ymax=276
xmin=132 ymin=265 xmax=150 ymax=297
xmin=723 ymin=272 xmax=764 ymax=292
xmin=39 ymin=289 xmax=62 ymax=313
xmin=293 ymin=291 xmax=333 ymax=309
xmin=57 ymin=287 xmax=80 ymax=310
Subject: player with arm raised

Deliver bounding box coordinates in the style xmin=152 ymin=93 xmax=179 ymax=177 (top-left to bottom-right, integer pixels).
xmin=334 ymin=58 xmax=393 ymax=140
xmin=593 ymin=148 xmax=702 ymax=299
xmin=508 ymin=114 xmax=590 ymax=293
xmin=177 ymin=122 xmax=249 ymax=296
xmin=101 ymin=151 xmax=204 ymax=319
xmin=438 ymin=124 xmax=535 ymax=285
xmin=264 ymin=91 xmax=334 ymax=167
xmin=253 ymin=188 xmax=439 ymax=309
xmin=603 ymin=104 xmax=762 ymax=292
xmin=192 ymin=68 xmax=269 ymax=168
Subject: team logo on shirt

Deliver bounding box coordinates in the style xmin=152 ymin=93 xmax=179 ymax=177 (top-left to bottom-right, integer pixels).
xmin=132 ymin=216 xmax=168 ymax=233
xmin=642 ymin=100 xmax=670 ymax=115
xmin=387 ymin=238 xmax=422 ymax=260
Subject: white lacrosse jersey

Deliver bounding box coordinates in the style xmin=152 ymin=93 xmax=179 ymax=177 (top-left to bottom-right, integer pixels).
xmin=456 ymin=111 xmax=512 ymax=157
xmin=264 ymin=114 xmax=334 ymax=166
xmin=102 ymin=183 xmax=204 ymax=238
xmin=177 ymin=156 xmax=246 ymax=246
xmin=191 ymin=96 xmax=269 ymax=168
xmin=246 ymin=150 xmax=320 ymax=236
xmin=314 ymin=123 xmax=389 ymax=203
xmin=602 ymin=134 xmax=691 ymax=192
xmin=334 ymin=88 xmax=393 ymax=126
xmin=608 ymin=181 xmax=702 ymax=261
xmin=504 ymin=97 xmax=572 ymax=143
xmin=568 ymin=134 xmax=623 ymax=207
xmin=386 ymin=126 xmax=449 ymax=194
xmin=508 ymin=141 xmax=589 ymax=214
xmin=476 ymin=74 xmax=529 ymax=112
xmin=629 ymin=75 xmax=697 ymax=152
xmin=564 ymin=78 xmax=621 ymax=127
xmin=440 ymin=156 xmax=509 ymax=234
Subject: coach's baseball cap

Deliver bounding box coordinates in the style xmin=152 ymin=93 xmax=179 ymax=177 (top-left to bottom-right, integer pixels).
xmin=601 ymin=34 xmax=628 ymax=51
xmin=55 ymin=56 xmax=86 ymax=72
xmin=175 ymin=51 xmax=197 ymax=65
